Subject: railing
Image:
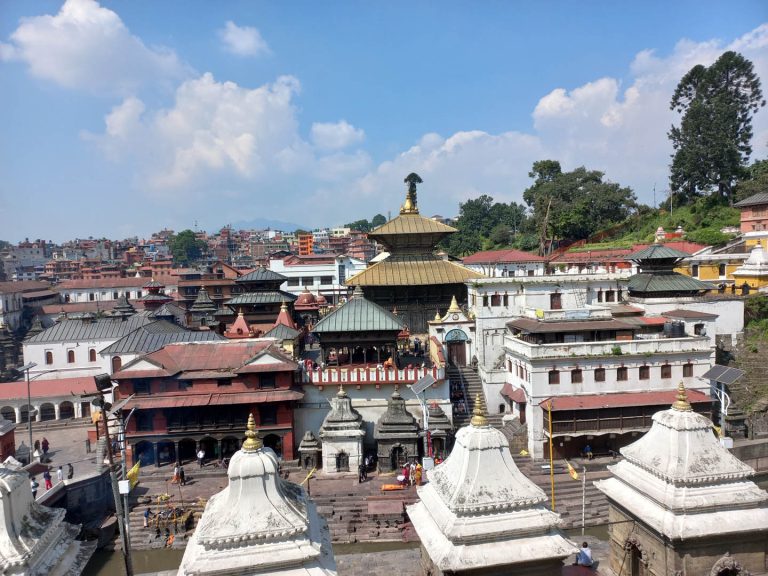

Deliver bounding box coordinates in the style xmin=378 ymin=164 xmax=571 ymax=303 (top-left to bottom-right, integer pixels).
xmin=504 ymin=335 xmax=710 ymax=360
xmin=303 ymin=364 xmax=444 ymax=386
xmin=546 ymin=414 xmax=654 ymax=435
xmin=520 ymin=306 xmax=612 ymax=321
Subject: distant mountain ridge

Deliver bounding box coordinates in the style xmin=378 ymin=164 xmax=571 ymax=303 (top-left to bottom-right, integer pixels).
xmin=227 ymin=218 xmax=307 ymax=232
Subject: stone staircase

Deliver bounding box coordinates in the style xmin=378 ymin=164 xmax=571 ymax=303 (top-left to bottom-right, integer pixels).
xmin=447 ymin=366 xmax=503 ymax=428
xmin=127 ymin=499 xmax=207 ymax=549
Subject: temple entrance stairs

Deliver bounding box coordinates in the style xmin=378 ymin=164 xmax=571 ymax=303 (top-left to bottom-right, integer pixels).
xmin=447 ymin=366 xmax=503 ymax=428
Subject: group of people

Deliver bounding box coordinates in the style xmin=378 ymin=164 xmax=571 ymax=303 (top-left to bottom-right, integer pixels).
xmin=30 ymin=463 xmax=73 ymax=499
xmin=450 ymin=381 xmax=468 ymax=416
xmin=32 ymin=437 xmax=50 ymax=461
xmin=399 ymin=460 xmax=423 ymax=487
xmin=171 ymin=463 xmax=187 ymax=485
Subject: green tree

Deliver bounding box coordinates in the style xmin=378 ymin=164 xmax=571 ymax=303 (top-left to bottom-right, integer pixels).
xmin=169 ymin=229 xmax=206 ymax=266
xmin=371 ymin=214 xmax=387 ymax=228
xmin=523 ymin=160 xmax=637 ymax=254
xmin=669 ymin=51 xmax=765 ymax=205
xmin=735 ymin=159 xmax=768 ymax=202
xmin=345 ymin=219 xmax=372 ymax=232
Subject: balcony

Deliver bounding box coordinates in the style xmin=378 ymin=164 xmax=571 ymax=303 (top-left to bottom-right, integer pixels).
xmin=520 ymin=306 xmax=612 ymax=322
xmin=303 ymin=364 xmax=444 ymax=387
xmin=504 ymin=334 xmax=711 ymax=360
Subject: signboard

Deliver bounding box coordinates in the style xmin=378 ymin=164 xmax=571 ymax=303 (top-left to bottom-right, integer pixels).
xmin=422 ymin=457 xmax=435 ymax=471
xmin=118 ymin=480 xmax=131 ymax=495
xmin=411 ymin=374 xmax=436 ymax=395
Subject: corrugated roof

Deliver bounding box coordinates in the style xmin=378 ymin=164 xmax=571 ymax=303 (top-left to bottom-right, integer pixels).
xmin=541 ymin=389 xmax=710 ymax=411
xmin=264 ymin=323 xmax=300 ymax=340
xmin=369 ymin=213 xmax=456 ymax=237
xmin=346 ymin=256 xmax=482 ymax=286
xmin=124 ymin=389 xmax=303 ymax=410
xmin=507 ymin=317 xmax=636 ymax=333
xmin=226 ymin=291 xmax=298 ymax=305
xmin=235 ymin=267 xmax=286 ymax=283
xmin=22 ymin=290 xmax=58 ymax=299
xmin=0 ymin=281 xmax=50 ymax=294
xmin=627 ymin=244 xmax=692 ymax=261
xmin=628 ymin=273 xmax=714 ymax=293
xmin=100 ymin=321 xmax=224 ymax=354
xmin=734 ymin=192 xmax=768 ymax=208
xmin=463 ymin=249 xmax=546 ymax=264
xmin=662 ymin=309 xmax=719 ymax=320
xmin=313 ymin=289 xmax=404 ymax=333
xmin=0 ymin=376 xmax=99 ymax=401
xmin=26 ymin=315 xmax=154 ymax=343
xmin=57 ymin=278 xmax=146 ymax=289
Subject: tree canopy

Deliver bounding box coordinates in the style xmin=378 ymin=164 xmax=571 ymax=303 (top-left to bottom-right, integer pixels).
xmin=345 ymin=213 xmax=388 ymax=233
xmin=669 ymin=51 xmax=765 ymax=205
xmin=169 ymin=229 xmax=207 ymax=266
xmin=442 ymin=195 xmax=529 ymax=256
xmin=523 ymin=160 xmax=637 ymax=254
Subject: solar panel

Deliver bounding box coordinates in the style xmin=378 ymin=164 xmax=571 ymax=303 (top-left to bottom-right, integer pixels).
xmin=410 ymin=374 xmax=436 ymax=395
xmin=702 ymin=365 xmax=745 ymax=385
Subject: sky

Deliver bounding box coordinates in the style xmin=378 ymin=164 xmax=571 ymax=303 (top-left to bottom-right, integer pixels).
xmin=1 ymin=1 xmax=767 ymax=243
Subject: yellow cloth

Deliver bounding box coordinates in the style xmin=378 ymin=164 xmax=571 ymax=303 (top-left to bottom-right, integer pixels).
xmin=126 ymin=461 xmax=141 ymax=488
xmin=519 ymin=449 xmax=529 ymax=456
xmin=566 ymin=460 xmax=579 ymax=480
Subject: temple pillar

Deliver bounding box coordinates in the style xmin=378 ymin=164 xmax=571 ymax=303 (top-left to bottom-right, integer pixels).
xmin=34 ymin=405 xmax=42 ymax=422
xmin=14 ymin=407 xmax=21 ymax=423
xmin=153 ymin=443 xmax=160 ymax=467
xmin=54 ymin=404 xmax=61 ymax=420
xmin=74 ymin=403 xmax=82 ymax=418
xmin=174 ymin=441 xmax=180 ymax=463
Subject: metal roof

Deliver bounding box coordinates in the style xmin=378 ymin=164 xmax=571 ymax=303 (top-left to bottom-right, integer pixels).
xmin=507 ymin=317 xmax=636 ymax=333
xmin=628 ymin=273 xmax=714 ymax=293
xmin=702 ymin=364 xmax=745 ymax=385
xmin=26 ymin=315 xmax=154 ymax=343
xmin=226 ymin=291 xmax=298 ymax=305
xmin=235 ymin=267 xmax=287 ymax=283
xmin=734 ymin=192 xmax=768 ymax=208
xmin=313 ymin=289 xmax=404 ymax=333
xmin=542 ymin=389 xmax=710 ymax=411
xmin=346 ymin=255 xmax=482 ymax=286
xmin=463 ymin=249 xmax=546 ymax=264
xmin=100 ymin=321 xmax=224 ymax=355
xmin=264 ymin=323 xmax=301 ymax=340
xmin=369 ymin=213 xmax=456 ymax=237
xmin=627 ymin=243 xmax=692 ymax=261
xmin=662 ymin=309 xmax=719 ymax=320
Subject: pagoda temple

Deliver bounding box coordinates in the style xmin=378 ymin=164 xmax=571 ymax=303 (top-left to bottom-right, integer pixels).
xmin=138 ymin=279 xmax=173 ymax=311
xmin=627 ymin=244 xmax=714 ymax=299
xmin=177 ymin=415 xmax=337 ymax=575
xmin=407 ymin=395 xmax=576 ymax=575
xmin=595 ymin=382 xmax=768 ymax=576
xmin=224 ymin=267 xmax=298 ymax=334
xmin=346 ymin=174 xmax=482 ymax=332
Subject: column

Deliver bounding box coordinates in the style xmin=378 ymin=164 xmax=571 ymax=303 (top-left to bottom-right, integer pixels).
xmin=54 ymin=404 xmax=61 ymax=420
xmin=153 ymin=442 xmax=160 ymax=467
xmin=216 ymin=439 xmax=221 ymax=459
xmin=13 ymin=407 xmax=21 ymax=424
xmin=74 ymin=402 xmax=82 ymax=418
xmin=174 ymin=441 xmax=179 ymax=464
xmin=34 ymin=405 xmax=42 ymax=422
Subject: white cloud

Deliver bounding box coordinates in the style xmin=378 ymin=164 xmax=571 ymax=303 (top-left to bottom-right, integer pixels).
xmin=311 ymin=120 xmax=365 ymax=150
xmin=218 ymin=21 xmax=270 ymax=58
xmin=2 ymin=0 xmax=187 ymax=95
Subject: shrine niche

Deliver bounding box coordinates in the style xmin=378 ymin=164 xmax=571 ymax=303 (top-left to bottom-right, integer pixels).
xmin=374 ymin=387 xmax=420 ymax=472
xmin=319 ymin=386 xmax=364 ymax=473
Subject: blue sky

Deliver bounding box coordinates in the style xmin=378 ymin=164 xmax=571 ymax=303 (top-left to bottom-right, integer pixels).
xmin=1 ymin=1 xmax=767 ymax=242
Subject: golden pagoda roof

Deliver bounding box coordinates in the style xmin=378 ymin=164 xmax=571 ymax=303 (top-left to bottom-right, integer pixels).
xmin=369 ymin=212 xmax=457 ymax=237
xmin=346 ymin=256 xmax=483 ymax=286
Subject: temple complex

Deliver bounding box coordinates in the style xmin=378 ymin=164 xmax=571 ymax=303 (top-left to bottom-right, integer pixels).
xmin=224 ymin=267 xmax=298 ymax=334
xmin=138 ymin=279 xmax=173 ymax=312
xmin=407 ymin=396 xmax=576 ymax=575
xmin=595 ymin=382 xmax=768 ymax=576
xmin=319 ymin=386 xmax=365 ymax=473
xmin=374 ymin=386 xmax=420 ymax=472
xmin=346 ymin=174 xmax=482 ymax=332
xmin=0 ymin=461 xmax=95 ymax=575
xmin=177 ymin=415 xmax=337 ymax=575
xmin=188 ymin=286 xmax=218 ymax=328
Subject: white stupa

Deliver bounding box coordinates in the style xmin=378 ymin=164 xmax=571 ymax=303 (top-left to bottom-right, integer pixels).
xmin=0 ymin=461 xmax=95 ymax=575
xmin=407 ymin=395 xmax=577 ymax=575
xmin=177 ymin=415 xmax=337 ymax=576
xmin=595 ymin=382 xmax=768 ymax=574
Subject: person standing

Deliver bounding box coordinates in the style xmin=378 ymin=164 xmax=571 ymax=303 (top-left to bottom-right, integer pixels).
xmin=43 ymin=470 xmax=52 ymax=490
xmin=30 ymin=477 xmax=39 ymax=499
xmin=143 ymin=507 xmax=153 ymax=528
xmin=197 ymin=448 xmax=205 ymax=468
xmin=67 ymin=463 xmax=74 ymax=480
xmin=179 ymin=465 xmax=186 ymax=486
xmin=56 ymin=466 xmax=63 ymax=483
xmin=172 ymin=463 xmax=180 ymax=484
xmin=41 ymin=438 xmax=50 ymax=457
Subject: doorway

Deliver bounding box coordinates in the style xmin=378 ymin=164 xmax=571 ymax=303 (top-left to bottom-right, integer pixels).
xmin=336 ymin=451 xmax=349 ymax=472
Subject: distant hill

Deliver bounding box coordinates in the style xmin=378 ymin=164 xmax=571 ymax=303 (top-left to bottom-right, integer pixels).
xmin=228 ymin=218 xmax=307 ymax=232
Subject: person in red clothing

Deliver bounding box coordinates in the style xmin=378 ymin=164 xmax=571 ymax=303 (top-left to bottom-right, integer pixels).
xmin=43 ymin=470 xmax=53 ymax=490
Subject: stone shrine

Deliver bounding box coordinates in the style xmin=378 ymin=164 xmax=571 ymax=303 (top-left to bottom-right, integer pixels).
xmin=407 ymin=395 xmax=576 ymax=575
xmin=318 ymin=386 xmax=365 ymax=473
xmin=0 ymin=462 xmax=95 ymax=575
xmin=177 ymin=415 xmax=337 ymax=575
xmin=374 ymin=386 xmax=420 ymax=472
xmin=595 ymin=382 xmax=768 ymax=576
xmin=426 ymin=401 xmax=453 ymax=460
xmin=299 ymin=430 xmax=322 ymax=470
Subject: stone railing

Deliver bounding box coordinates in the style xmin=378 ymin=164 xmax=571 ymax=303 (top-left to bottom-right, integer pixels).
xmin=303 ymin=364 xmax=444 ymax=387
xmin=504 ymin=335 xmax=711 ymax=360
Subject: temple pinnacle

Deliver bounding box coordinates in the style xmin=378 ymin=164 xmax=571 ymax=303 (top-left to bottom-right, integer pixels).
xmin=242 ymin=413 xmax=263 ymax=452
xmin=470 ymin=393 xmax=489 ymax=427
xmin=671 ymin=381 xmax=692 ymax=412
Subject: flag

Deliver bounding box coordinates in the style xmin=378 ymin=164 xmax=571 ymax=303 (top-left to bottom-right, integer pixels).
xmin=566 ymin=460 xmax=579 ymax=480
xmin=126 ymin=461 xmax=141 ymax=489
xmin=519 ymin=449 xmax=529 ymax=456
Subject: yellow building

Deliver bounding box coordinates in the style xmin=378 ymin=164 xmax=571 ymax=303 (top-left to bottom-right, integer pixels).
xmin=732 ymin=245 xmax=768 ymax=291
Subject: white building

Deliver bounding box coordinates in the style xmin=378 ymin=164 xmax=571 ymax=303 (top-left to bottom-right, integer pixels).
xmin=461 ymin=248 xmax=548 ymax=278
xmin=0 ymin=281 xmax=57 ymax=331
xmin=269 ymin=254 xmax=367 ymax=304
xmin=56 ymin=277 xmax=152 ymax=303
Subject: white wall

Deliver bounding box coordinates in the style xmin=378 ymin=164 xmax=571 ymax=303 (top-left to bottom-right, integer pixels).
xmin=23 ymin=339 xmax=116 ymax=380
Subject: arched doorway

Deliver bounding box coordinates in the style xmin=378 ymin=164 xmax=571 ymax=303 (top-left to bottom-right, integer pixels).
xmin=40 ymin=403 xmax=56 ymax=421
xmin=263 ymin=434 xmax=282 ymax=458
xmin=221 ymin=436 xmax=240 ymax=457
xmin=20 ymin=405 xmax=33 ymax=423
xmin=624 ymin=540 xmax=648 ymax=576
xmin=335 ymin=451 xmax=349 ymax=472
xmin=157 ymin=441 xmax=176 ymax=465
xmin=178 ymin=439 xmax=197 ymax=463
xmin=390 ymin=445 xmax=407 ymax=470
xmin=445 ymin=329 xmax=468 ymax=366
xmin=200 ymin=437 xmax=217 ymax=459
xmin=59 ymin=401 xmax=75 ymax=420
xmin=134 ymin=441 xmax=154 ymax=466
xmin=1 ymin=406 xmax=15 ymax=422
xmin=710 ymin=553 xmax=746 ymax=576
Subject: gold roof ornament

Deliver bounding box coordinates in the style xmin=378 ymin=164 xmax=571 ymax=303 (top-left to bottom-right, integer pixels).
xmin=280 ymin=300 xmax=289 ymax=311
xmin=400 ymin=173 xmax=422 ymax=215
xmin=671 ymin=381 xmax=692 ymax=412
xmin=447 ymin=295 xmax=461 ymax=314
xmin=433 ymin=310 xmax=442 ymax=322
xmin=242 ymin=413 xmax=263 ymax=452
xmin=470 ymin=393 xmax=489 ymax=427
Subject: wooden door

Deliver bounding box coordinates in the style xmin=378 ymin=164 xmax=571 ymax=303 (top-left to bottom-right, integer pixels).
xmin=448 ymin=342 xmax=466 ymax=366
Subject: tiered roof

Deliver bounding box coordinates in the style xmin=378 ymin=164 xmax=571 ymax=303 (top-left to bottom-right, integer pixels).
xmin=313 ymin=286 xmax=403 ymax=333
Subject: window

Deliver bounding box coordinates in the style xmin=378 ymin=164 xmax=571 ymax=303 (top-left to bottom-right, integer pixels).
xmin=550 ymin=292 xmax=562 ymax=310
xmin=320 ymin=276 xmax=333 ymax=285
xmin=595 ymin=367 xmax=605 ymax=382
xmin=301 ymin=277 xmax=314 ymax=286
xmin=217 ymin=378 xmax=232 ymax=387
xmin=694 ymin=323 xmax=705 ymax=336
xmin=718 ymin=263 xmax=726 ymax=276
xmin=89 ymin=349 xmax=97 ymax=362
xmin=691 ymin=265 xmax=699 ymax=278
xmin=134 ymin=381 xmax=150 ymax=395
xmin=491 ymin=294 xmax=501 ymax=306
xmin=502 ymin=294 xmax=509 ymax=307
xmin=639 ymin=366 xmax=650 ymax=380
xmin=571 ymin=369 xmax=583 ymax=384
xmin=178 ymin=380 xmax=191 ymax=391
xmin=548 ymin=370 xmax=560 ymax=385
xmin=213 ymin=287 xmax=222 ymax=296
xmin=136 ymin=412 xmax=154 ymax=432
xmin=617 ymin=366 xmax=628 ymax=381
xmin=259 ymin=404 xmax=277 ymax=426
xmin=605 ymin=290 xmax=616 ymax=303
xmin=527 ymin=269 xmax=534 ymax=277
xmin=597 ymin=290 xmax=603 ymax=303
xmin=259 ymin=374 xmax=276 ymax=389
xmin=683 ymin=363 xmax=693 ymax=377
xmin=67 ymin=350 xmax=75 ymax=364
xmin=661 ymin=364 xmax=672 ymax=379
xmin=45 ymin=351 xmax=53 ymax=365
xmin=482 ymin=295 xmax=489 ymax=307
xmin=113 ymin=291 xmax=119 ymax=299
xmin=287 ymin=278 xmax=300 ymax=286
xmin=89 ymin=293 xmax=95 ymax=301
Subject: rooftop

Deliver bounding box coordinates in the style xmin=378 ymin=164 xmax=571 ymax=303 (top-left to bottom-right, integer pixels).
xmin=313 ymin=287 xmax=403 ymax=333
xmin=463 ymin=248 xmax=546 ymax=264
xmin=734 ymin=192 xmax=768 ymax=208
xmin=346 ymin=255 xmax=481 ymax=286
xmin=25 ymin=315 xmax=154 ymax=343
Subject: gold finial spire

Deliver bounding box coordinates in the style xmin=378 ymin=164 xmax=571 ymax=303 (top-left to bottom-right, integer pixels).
xmin=400 ymin=172 xmax=422 ymax=214
xmin=242 ymin=413 xmax=262 ymax=452
xmin=671 ymin=381 xmax=692 ymax=412
xmin=433 ymin=310 xmax=442 ymax=322
xmin=447 ymin=295 xmax=461 ymax=314
xmin=470 ymin=393 xmax=488 ymax=427
xmin=280 ymin=300 xmax=289 ymax=311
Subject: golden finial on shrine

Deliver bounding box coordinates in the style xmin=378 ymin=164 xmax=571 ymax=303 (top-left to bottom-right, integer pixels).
xmin=671 ymin=381 xmax=692 ymax=412
xmin=242 ymin=413 xmax=263 ymax=452
xmin=470 ymin=393 xmax=488 ymax=427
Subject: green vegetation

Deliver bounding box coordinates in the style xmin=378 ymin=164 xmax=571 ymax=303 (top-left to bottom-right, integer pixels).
xmin=169 ymin=229 xmax=207 ymax=266
xmin=345 ymin=213 xmax=387 ymax=233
